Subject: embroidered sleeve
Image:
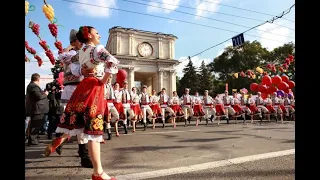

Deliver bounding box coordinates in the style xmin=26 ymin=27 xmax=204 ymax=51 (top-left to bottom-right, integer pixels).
xmin=70 ymin=62 xmax=81 ymax=77
xmin=58 ymin=50 xmax=77 ymax=65
xmin=91 ymin=45 xmax=119 ymax=74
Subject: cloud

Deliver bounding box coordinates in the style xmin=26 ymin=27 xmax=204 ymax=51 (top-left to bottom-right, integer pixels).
xmin=69 ymin=0 xmax=117 ymax=17
xmin=25 ymin=50 xmax=58 ymax=92
xmin=195 ymin=0 xmax=221 ymax=19
xmin=147 ymin=0 xmax=181 ymax=14
xmin=256 ymin=21 xmax=294 ymax=50
xmin=168 ymin=19 xmax=176 ymax=23
xmin=175 ymin=56 xmax=212 ymax=78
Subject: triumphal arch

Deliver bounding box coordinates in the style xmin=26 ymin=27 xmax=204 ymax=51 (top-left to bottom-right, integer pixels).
xmin=106 ymin=26 xmax=179 ymax=94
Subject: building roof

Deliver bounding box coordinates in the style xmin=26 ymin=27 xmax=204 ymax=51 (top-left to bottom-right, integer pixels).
xmin=109 ymin=26 xmax=178 ymax=39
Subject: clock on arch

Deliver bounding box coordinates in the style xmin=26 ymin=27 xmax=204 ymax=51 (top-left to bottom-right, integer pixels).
xmin=137 ymin=42 xmax=153 ymax=57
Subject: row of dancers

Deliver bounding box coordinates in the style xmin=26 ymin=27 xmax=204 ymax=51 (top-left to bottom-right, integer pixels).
xmin=102 ymin=85 xmax=296 ymax=139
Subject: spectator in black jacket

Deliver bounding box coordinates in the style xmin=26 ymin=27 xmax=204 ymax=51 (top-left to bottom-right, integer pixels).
xmin=25 ymin=73 xmax=49 ymax=145
xmin=46 ymin=80 xmax=64 ymax=140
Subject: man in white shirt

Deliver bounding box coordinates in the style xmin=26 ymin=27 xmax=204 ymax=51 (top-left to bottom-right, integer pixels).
xmin=121 ymin=81 xmax=134 ymax=133
xmin=105 ymin=76 xmax=119 ymax=140
xmin=159 ymin=88 xmax=175 ymax=128
xmin=139 ymin=85 xmax=153 ymax=130
xmin=181 ymin=88 xmax=194 ymax=126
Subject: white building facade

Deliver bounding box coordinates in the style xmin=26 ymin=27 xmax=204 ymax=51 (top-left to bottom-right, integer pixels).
xmin=106 ymin=26 xmax=180 ymax=94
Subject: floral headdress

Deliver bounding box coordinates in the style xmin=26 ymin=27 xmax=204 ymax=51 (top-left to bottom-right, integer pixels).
xmin=79 ymin=26 xmax=89 ymax=39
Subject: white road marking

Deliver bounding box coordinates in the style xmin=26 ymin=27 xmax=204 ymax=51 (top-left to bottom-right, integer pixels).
xmin=115 ymin=149 xmax=295 ymax=180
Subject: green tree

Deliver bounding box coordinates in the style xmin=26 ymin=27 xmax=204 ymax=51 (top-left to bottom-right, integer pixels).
xmin=198 ymin=60 xmax=214 ymax=95
xmin=208 ymin=41 xmax=269 ymax=93
xmin=178 ymin=58 xmax=199 ymax=96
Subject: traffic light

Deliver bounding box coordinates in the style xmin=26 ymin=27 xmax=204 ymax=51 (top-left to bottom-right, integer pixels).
xmin=232 ymin=33 xmax=245 ymax=47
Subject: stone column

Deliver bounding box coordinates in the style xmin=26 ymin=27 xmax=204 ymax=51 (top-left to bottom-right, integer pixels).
xmin=116 ymin=32 xmax=121 ymax=55
xmin=158 ymin=69 xmax=164 ymax=92
xmin=158 ymin=37 xmax=163 ymax=59
xmin=169 ymin=70 xmax=176 ymax=96
xmin=169 ymin=40 xmax=173 ymax=59
xmin=128 ymin=67 xmax=135 ymax=90
xmin=129 ymin=34 xmax=133 ymax=55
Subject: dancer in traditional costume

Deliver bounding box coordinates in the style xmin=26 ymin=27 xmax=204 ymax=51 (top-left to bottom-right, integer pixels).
xmin=130 ymin=87 xmax=141 ymax=132
xmin=149 ymin=90 xmax=162 ymax=129
xmin=105 ymin=76 xmax=119 ymax=140
xmin=256 ymin=92 xmax=269 ymax=116
xmin=231 ymin=93 xmax=243 ymax=115
xmin=57 ymin=29 xmax=92 ymax=168
xmin=139 ymin=85 xmax=153 ymax=130
xmin=264 ymin=94 xmax=275 ymax=121
xmin=272 ymin=92 xmax=284 ymax=123
xmin=202 ymin=90 xmax=216 ymax=125
xmin=215 ymin=95 xmax=226 ymax=125
xmin=248 ymin=94 xmax=261 ymax=123
xmin=181 ymin=88 xmax=194 ymax=126
xmin=240 ymin=92 xmax=251 ymax=115
xmin=45 ymin=26 xmax=118 ymax=180
xmin=120 ymin=81 xmax=134 ymax=132
xmin=159 ymin=88 xmax=175 ymax=128
xmin=222 ymin=91 xmax=235 ymax=123
xmin=231 ymin=92 xmax=245 ymax=123
xmin=192 ymin=92 xmax=205 ymax=126
xmin=113 ymin=82 xmax=126 ymax=136
xmin=284 ymin=93 xmax=295 ymax=119
xmin=169 ymin=91 xmax=184 ymax=128
xmin=277 ymin=95 xmax=287 ymax=121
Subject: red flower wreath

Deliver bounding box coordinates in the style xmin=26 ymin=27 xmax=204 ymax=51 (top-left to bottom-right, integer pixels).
xmin=82 ymin=26 xmax=89 ymax=39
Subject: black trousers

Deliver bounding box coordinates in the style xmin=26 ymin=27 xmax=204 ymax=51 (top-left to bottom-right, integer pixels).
xmin=30 ymin=114 xmax=45 ymax=136
xmin=48 ymin=113 xmax=62 ymax=137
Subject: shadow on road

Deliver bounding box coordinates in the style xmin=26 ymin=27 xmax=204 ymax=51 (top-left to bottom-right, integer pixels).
xmin=113 ymin=145 xmax=187 ymax=152
xmin=177 ymin=137 xmax=240 ymax=143
xmin=282 ymin=140 xmax=295 ymax=143
xmin=25 ymin=165 xmax=82 ymax=170
xmin=205 ymin=130 xmax=243 ymax=134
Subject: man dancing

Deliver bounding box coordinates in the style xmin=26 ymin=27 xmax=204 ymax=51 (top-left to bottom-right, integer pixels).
xmin=159 ymin=88 xmax=175 ymax=128
xmin=57 ymin=29 xmax=92 ymax=168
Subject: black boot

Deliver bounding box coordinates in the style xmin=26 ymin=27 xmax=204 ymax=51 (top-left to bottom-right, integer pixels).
xmin=143 ymin=123 xmax=147 ymax=131
xmin=124 ymin=124 xmax=128 ymax=134
xmin=210 ymin=115 xmax=214 ymax=122
xmin=187 ymin=116 xmax=191 ymax=124
xmin=107 ymin=129 xmax=112 ymax=140
xmin=78 ymin=144 xmax=93 ymax=168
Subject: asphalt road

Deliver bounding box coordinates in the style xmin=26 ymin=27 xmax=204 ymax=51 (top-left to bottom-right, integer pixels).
xmin=25 ymin=119 xmax=295 ymax=180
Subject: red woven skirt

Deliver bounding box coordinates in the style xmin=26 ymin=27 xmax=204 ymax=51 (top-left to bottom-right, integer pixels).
xmin=150 ymin=103 xmax=162 ymax=115
xmin=170 ymin=104 xmax=184 ymax=116
xmin=249 ymin=104 xmax=259 ymax=114
xmin=58 ymin=77 xmax=105 ymax=135
xmin=279 ymin=105 xmax=287 ymax=113
xmin=232 ymin=104 xmax=242 ymax=113
xmin=215 ymin=104 xmax=225 ymax=115
xmin=114 ymin=102 xmax=125 ymax=119
xmin=193 ymin=104 xmax=205 ymax=117
xmin=130 ymin=104 xmax=142 ymax=116
xmin=266 ymin=105 xmax=275 ymax=112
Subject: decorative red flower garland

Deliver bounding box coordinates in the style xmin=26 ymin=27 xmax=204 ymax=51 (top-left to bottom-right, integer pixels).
xmin=25 ymin=41 xmax=43 ymax=67
xmin=48 ymin=23 xmax=63 ymax=54
xmin=28 ymin=20 xmax=55 ymax=65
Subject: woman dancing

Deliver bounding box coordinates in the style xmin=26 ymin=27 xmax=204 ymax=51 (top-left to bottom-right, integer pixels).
xmin=44 ymin=26 xmax=118 ymax=180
